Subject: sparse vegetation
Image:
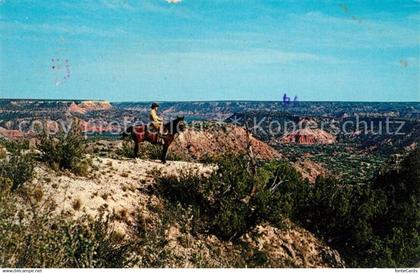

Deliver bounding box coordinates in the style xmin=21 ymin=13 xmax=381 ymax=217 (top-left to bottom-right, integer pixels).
xmin=101 ymin=193 xmax=109 ymax=201
xmin=278 ymin=144 xmax=385 ymax=183
xmin=157 ymin=154 xmax=300 ymax=240
xmin=0 ymin=184 xmax=135 ymax=268
xmin=284 ymin=148 xmax=420 ymax=267
xmin=0 ymin=145 xmax=6 ymax=159
xmin=157 ymin=149 xmax=420 ymax=267
xmin=118 ymin=140 xmax=136 ymax=158
xmin=118 ymin=141 xmax=183 ymax=161
xmin=1 ymin=115 xmax=418 ymax=268
xmin=37 ymin=119 xmax=91 ymax=175
xmin=72 ymin=198 xmax=82 ymax=211
xmin=0 ymin=139 xmax=30 ymax=153
xmin=0 ymin=141 xmax=34 ymax=191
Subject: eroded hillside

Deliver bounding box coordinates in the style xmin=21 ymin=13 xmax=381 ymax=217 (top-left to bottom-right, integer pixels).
xmin=5 ymin=156 xmax=344 ymax=268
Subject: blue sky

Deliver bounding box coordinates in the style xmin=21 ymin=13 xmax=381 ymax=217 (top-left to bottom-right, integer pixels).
xmin=0 ymin=0 xmax=419 ymax=102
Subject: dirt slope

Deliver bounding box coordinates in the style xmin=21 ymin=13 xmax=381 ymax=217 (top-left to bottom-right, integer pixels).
xmin=19 ymin=157 xmax=344 ymax=268
xmin=293 ymin=159 xmax=330 ymax=183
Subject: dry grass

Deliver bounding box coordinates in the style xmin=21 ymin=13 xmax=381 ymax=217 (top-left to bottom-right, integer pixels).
xmin=101 ymin=193 xmax=109 ymax=201
xmin=115 ymin=208 xmax=129 ymax=223
xmin=72 ymin=199 xmax=82 ymax=211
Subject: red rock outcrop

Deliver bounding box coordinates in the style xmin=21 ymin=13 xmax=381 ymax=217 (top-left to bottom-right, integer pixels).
xmin=79 ymin=101 xmax=112 ymax=111
xmin=281 ymin=128 xmax=336 ymax=144
xmin=171 ymin=125 xmax=281 ymax=160
xmin=69 ymin=102 xmax=86 ymax=114
xmin=69 ymin=101 xmax=112 ymax=114
xmin=0 ymin=127 xmax=24 ymax=139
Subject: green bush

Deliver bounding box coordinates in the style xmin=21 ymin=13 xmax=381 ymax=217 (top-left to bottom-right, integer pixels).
xmin=0 ymin=146 xmax=34 ymax=191
xmin=157 ymin=154 xmax=302 ymax=240
xmin=118 ymin=141 xmax=182 ymax=161
xmin=133 ymin=211 xmax=176 ymax=267
xmin=287 ymin=148 xmax=420 ymax=267
xmin=0 ymin=185 xmax=134 ymax=268
xmin=0 ymin=139 xmax=30 ymax=154
xmin=118 ymin=140 xmax=136 ymax=158
xmin=141 ymin=143 xmax=162 ymax=160
xmin=37 ymin=120 xmax=90 ymax=175
xmin=368 ymin=148 xmax=420 ymax=266
xmin=60 ymin=215 xmax=134 ymax=268
xmin=158 ymin=149 xmax=419 ymax=267
xmin=0 ymin=145 xmax=6 ymax=159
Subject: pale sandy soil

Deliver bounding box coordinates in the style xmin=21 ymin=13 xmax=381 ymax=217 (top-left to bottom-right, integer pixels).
xmin=27 ymin=157 xmax=213 ymax=230
xmin=19 ymin=157 xmax=344 ymax=268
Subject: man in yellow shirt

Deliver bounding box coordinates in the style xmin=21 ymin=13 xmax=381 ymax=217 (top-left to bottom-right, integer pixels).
xmin=150 ymin=102 xmax=166 ymax=136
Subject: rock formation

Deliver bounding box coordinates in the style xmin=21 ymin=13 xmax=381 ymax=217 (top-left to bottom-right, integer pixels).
xmin=171 ymin=125 xmax=281 ymax=160
xmin=281 ymin=128 xmax=336 ymax=145
xmin=69 ymin=100 xmax=112 ymax=114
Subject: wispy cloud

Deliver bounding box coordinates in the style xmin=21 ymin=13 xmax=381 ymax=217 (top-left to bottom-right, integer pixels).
xmin=285 ymin=11 xmax=420 ymax=49
xmin=77 ymin=48 xmax=343 ymax=75
xmin=0 ymin=21 xmax=130 ymax=40
xmin=58 ymin=0 xmax=135 ymax=12
xmin=59 ymin=0 xmax=185 ymax=13
xmin=99 ymin=0 xmax=135 ymax=10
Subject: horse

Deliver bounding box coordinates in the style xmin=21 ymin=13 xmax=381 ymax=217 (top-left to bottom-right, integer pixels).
xmin=121 ymin=116 xmax=186 ymax=164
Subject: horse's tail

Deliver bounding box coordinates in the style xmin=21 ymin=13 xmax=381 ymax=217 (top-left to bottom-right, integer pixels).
xmin=121 ymin=126 xmax=133 ymax=139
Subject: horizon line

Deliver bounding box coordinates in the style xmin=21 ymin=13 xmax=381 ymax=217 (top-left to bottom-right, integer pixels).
xmin=1 ymin=98 xmax=419 ymax=104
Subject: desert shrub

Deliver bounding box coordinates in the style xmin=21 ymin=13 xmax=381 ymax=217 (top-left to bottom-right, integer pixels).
xmin=0 ymin=186 xmax=134 ymax=268
xmin=0 ymin=146 xmax=34 ymax=191
xmin=0 ymin=139 xmax=30 ymax=153
xmin=118 ymin=140 xmax=136 ymax=158
xmin=118 ymin=141 xmax=182 ymax=161
xmin=141 ymin=143 xmax=162 ymax=160
xmin=367 ymin=148 xmax=420 ymax=267
xmin=60 ymin=215 xmax=134 ymax=268
xmin=133 ymin=211 xmax=177 ymax=267
xmin=287 ymin=148 xmax=420 ymax=267
xmin=157 ymin=154 xmax=302 ymax=240
xmin=158 ymin=149 xmax=419 ymax=267
xmin=251 ymin=161 xmax=308 ymax=227
xmin=37 ymin=120 xmax=90 ymax=175
xmin=0 ymin=145 xmax=6 ymax=159
xmin=139 ymin=142 xmax=183 ymax=161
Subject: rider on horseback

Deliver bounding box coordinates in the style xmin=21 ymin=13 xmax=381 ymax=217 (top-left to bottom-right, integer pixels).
xmin=150 ymin=102 xmax=166 ymax=137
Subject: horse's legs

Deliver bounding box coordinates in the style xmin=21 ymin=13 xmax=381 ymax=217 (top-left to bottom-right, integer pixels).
xmin=161 ymin=144 xmax=168 ymax=164
xmin=134 ymin=141 xmax=140 ymax=158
